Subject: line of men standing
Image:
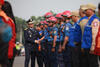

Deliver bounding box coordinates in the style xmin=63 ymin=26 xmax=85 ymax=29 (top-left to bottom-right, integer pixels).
xmin=24 ymin=3 xmax=100 ymax=67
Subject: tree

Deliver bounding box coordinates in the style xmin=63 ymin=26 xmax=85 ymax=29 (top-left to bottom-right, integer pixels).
xmin=15 ymin=16 xmax=26 ymax=44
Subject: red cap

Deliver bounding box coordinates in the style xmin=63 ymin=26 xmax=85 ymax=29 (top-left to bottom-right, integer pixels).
xmin=0 ymin=0 xmax=4 ymax=5
xmin=43 ymin=21 xmax=48 ymax=24
xmin=44 ymin=12 xmax=53 ymax=18
xmin=62 ymin=10 xmax=71 ymax=17
xmin=56 ymin=13 xmax=63 ymax=19
xmin=40 ymin=21 xmax=44 ymax=24
xmin=48 ymin=16 xmax=57 ymax=23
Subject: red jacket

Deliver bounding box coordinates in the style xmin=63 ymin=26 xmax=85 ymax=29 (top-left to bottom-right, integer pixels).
xmin=94 ymin=27 xmax=100 ymax=56
xmin=2 ymin=16 xmax=16 ymax=59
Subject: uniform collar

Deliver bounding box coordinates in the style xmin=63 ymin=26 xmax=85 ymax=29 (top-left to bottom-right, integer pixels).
xmin=88 ymin=14 xmax=95 ymax=20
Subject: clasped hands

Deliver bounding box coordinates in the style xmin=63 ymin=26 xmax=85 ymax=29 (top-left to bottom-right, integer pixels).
xmin=34 ymin=40 xmax=40 ymax=44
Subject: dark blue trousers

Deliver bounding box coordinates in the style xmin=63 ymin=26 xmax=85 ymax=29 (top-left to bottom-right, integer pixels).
xmin=47 ymin=43 xmax=58 ymax=67
xmin=41 ymin=42 xmax=49 ymax=67
xmin=80 ymin=49 xmax=99 ymax=67
xmin=24 ymin=44 xmax=43 ymax=67
xmin=62 ymin=45 xmax=71 ymax=67
xmin=24 ymin=45 xmax=35 ymax=67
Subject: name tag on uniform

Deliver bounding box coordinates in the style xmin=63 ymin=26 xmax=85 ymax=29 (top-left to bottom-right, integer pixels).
xmin=30 ymin=35 xmax=32 ymax=37
xmin=66 ymin=26 xmax=69 ymax=30
xmin=72 ymin=26 xmax=75 ymax=29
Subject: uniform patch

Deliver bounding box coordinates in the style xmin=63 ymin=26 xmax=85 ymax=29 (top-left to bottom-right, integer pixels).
xmin=93 ymin=22 xmax=98 ymax=27
xmin=30 ymin=35 xmax=32 ymax=37
xmin=28 ymin=31 xmax=31 ymax=33
xmin=66 ymin=26 xmax=69 ymax=30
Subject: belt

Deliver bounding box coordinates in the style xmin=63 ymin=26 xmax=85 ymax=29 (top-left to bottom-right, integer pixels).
xmin=47 ymin=41 xmax=60 ymax=45
xmin=47 ymin=41 xmax=53 ymax=45
xmin=74 ymin=42 xmax=79 ymax=45
xmin=74 ymin=42 xmax=81 ymax=46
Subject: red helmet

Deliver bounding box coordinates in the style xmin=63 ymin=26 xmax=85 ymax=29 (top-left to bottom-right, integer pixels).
xmin=44 ymin=12 xmax=53 ymax=18
xmin=56 ymin=13 xmax=63 ymax=19
xmin=40 ymin=21 xmax=44 ymax=24
xmin=43 ymin=21 xmax=48 ymax=24
xmin=48 ymin=16 xmax=57 ymax=23
xmin=62 ymin=10 xmax=71 ymax=17
xmin=0 ymin=0 xmax=4 ymax=5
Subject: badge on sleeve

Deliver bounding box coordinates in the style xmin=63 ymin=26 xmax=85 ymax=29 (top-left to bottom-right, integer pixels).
xmin=93 ymin=21 xmax=98 ymax=27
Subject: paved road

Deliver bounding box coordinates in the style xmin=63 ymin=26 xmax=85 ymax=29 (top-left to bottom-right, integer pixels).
xmin=13 ymin=56 xmax=38 ymax=67
xmin=13 ymin=56 xmax=100 ymax=67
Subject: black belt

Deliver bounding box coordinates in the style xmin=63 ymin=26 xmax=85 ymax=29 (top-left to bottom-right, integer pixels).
xmin=74 ymin=42 xmax=81 ymax=46
xmin=47 ymin=41 xmax=60 ymax=45
xmin=47 ymin=41 xmax=53 ymax=45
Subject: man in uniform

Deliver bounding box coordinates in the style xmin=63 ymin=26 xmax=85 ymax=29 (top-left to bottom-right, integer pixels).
xmin=69 ymin=10 xmax=81 ymax=67
xmin=56 ymin=13 xmax=65 ymax=67
xmin=37 ymin=20 xmax=49 ymax=67
xmin=41 ymin=21 xmax=49 ymax=67
xmin=78 ymin=5 xmax=88 ymax=67
xmin=36 ymin=23 xmax=44 ymax=67
xmin=81 ymin=3 xmax=99 ymax=67
xmin=61 ymin=11 xmax=72 ymax=67
xmin=79 ymin=5 xmax=88 ymax=37
xmin=46 ymin=16 xmax=58 ymax=67
xmin=24 ymin=19 xmax=39 ymax=67
xmin=62 ymin=10 xmax=73 ymax=25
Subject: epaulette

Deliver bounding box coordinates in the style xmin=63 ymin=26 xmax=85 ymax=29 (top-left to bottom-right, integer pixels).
xmin=24 ymin=28 xmax=28 ymax=30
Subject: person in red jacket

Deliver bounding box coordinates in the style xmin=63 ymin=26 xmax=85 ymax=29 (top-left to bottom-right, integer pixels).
xmin=0 ymin=0 xmax=13 ymax=67
xmin=0 ymin=1 xmax=16 ymax=67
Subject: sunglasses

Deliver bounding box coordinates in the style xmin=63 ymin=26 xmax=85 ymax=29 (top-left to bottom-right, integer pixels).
xmin=48 ymin=21 xmax=55 ymax=23
xmin=56 ymin=17 xmax=63 ymax=19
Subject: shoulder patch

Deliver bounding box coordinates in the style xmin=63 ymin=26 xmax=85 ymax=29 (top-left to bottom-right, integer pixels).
xmin=94 ymin=19 xmax=99 ymax=22
xmin=93 ymin=22 xmax=98 ymax=27
xmin=92 ymin=19 xmax=99 ymax=27
xmin=66 ymin=26 xmax=69 ymax=30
